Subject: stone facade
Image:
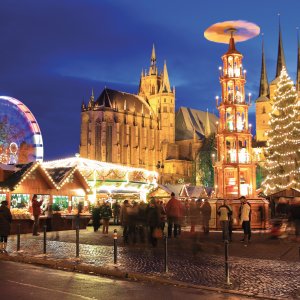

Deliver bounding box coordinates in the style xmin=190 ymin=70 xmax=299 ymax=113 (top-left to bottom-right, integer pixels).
xmin=79 ymin=46 xmax=217 ymax=184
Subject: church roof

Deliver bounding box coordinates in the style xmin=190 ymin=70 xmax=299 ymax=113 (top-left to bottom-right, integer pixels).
xmin=256 ymin=95 xmax=270 ymax=103
xmin=175 ymin=107 xmax=218 ymax=141
xmin=95 ymin=88 xmax=153 ymax=115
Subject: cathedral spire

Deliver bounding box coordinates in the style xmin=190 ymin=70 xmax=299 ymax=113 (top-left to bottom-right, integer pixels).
xmin=259 ymin=34 xmax=270 ymax=97
xmin=275 ymin=14 xmax=287 ymax=78
xmin=159 ymin=60 xmax=171 ymax=93
xmin=91 ymin=88 xmax=94 ymax=101
xmin=296 ymin=27 xmax=300 ymax=92
xmin=205 ymin=109 xmax=211 ymax=137
xmin=149 ymin=44 xmax=157 ymax=75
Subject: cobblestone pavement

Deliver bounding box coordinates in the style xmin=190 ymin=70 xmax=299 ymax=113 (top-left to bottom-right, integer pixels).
xmin=4 ymin=228 xmax=300 ymax=299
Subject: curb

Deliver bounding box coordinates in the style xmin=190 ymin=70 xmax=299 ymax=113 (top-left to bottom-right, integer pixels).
xmin=0 ymin=254 xmax=287 ymax=300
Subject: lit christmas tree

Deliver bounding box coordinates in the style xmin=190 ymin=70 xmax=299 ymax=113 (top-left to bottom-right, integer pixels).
xmin=262 ymin=67 xmax=300 ymax=195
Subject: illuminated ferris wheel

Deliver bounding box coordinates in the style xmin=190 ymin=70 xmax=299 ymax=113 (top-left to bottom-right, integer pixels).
xmin=0 ymin=96 xmax=43 ymax=164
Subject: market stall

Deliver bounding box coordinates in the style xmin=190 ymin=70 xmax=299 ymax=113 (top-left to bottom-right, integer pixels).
xmin=0 ymin=162 xmax=92 ymax=233
xmin=43 ymin=156 xmax=158 ymax=203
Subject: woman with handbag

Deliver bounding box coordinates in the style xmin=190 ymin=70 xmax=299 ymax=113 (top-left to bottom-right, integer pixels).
xmin=146 ymin=198 xmax=161 ymax=247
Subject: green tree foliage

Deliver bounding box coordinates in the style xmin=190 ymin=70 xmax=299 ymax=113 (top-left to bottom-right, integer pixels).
xmin=197 ymin=133 xmax=216 ymax=187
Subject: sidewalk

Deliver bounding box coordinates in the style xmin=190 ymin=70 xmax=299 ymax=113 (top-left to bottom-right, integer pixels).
xmin=1 ymin=226 xmax=300 ymax=299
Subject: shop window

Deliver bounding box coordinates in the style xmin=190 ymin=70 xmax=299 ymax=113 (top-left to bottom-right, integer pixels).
xmin=0 ymin=194 xmax=6 ymax=202
xmin=52 ymin=195 xmax=69 ymax=213
xmin=10 ymin=194 xmax=30 ymax=209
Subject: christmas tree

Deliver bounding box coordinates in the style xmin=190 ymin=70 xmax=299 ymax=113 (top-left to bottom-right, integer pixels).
xmin=262 ymin=67 xmax=300 ymax=195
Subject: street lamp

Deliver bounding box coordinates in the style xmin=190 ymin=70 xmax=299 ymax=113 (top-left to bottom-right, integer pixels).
xmin=156 ymin=161 xmax=164 ymax=184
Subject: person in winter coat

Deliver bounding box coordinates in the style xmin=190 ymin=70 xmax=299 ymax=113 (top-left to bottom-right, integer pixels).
xmin=217 ymin=200 xmax=232 ymax=241
xmin=146 ymin=198 xmax=161 ymax=247
xmin=0 ymin=201 xmax=12 ymax=253
xmin=100 ymin=202 xmax=112 ymax=235
xmin=165 ymin=192 xmax=182 ymax=238
xmin=239 ymin=196 xmax=252 ymax=243
xmin=92 ymin=201 xmax=101 ymax=232
xmin=32 ymin=194 xmax=43 ymax=236
xmin=112 ymin=201 xmax=121 ymax=225
xmin=201 ymin=199 xmax=211 ymax=234
xmin=120 ymin=200 xmax=131 ymax=244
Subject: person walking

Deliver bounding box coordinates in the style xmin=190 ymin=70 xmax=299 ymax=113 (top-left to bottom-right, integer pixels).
xmin=165 ymin=192 xmax=182 ymax=238
xmin=239 ymin=196 xmax=252 ymax=244
xmin=112 ymin=201 xmax=121 ymax=225
xmin=120 ymin=200 xmax=131 ymax=244
xmin=100 ymin=201 xmax=112 ymax=235
xmin=201 ymin=199 xmax=211 ymax=234
xmin=32 ymin=194 xmax=43 ymax=236
xmin=217 ymin=200 xmax=232 ymax=241
xmin=92 ymin=201 xmax=101 ymax=232
xmin=146 ymin=198 xmax=161 ymax=247
xmin=159 ymin=201 xmax=167 ymax=233
xmin=0 ymin=201 xmax=12 ymax=253
xmin=189 ymin=199 xmax=198 ymax=233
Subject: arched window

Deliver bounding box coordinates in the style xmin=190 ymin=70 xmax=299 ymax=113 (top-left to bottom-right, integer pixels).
xmin=262 ymin=106 xmax=266 ymax=114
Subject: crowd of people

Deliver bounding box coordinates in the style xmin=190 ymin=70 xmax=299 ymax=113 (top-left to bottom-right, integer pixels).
xmin=0 ymin=194 xmax=299 ymax=254
xmin=94 ymin=193 xmax=214 ymax=247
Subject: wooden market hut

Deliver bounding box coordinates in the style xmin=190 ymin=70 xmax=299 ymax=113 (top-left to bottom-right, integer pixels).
xmin=0 ymin=162 xmax=57 ymax=233
xmin=0 ymin=162 xmax=92 ymax=232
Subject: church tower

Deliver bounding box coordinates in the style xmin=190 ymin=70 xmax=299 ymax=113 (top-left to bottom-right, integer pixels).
xmin=255 ymin=37 xmax=271 ymax=142
xmin=214 ymin=32 xmax=256 ymax=198
xmin=255 ymin=19 xmax=287 ymax=142
xmin=269 ymin=18 xmax=287 ymax=100
xmin=138 ymin=45 xmax=175 ymax=144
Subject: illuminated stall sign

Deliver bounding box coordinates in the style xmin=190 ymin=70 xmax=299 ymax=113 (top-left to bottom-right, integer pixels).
xmin=10 ymin=194 xmax=30 ymax=209
xmin=0 ymin=194 xmax=6 ymax=202
xmin=52 ymin=195 xmax=68 ymax=212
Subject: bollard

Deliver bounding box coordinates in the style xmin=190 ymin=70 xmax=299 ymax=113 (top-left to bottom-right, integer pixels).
xmin=43 ymin=225 xmax=47 ymax=254
xmin=164 ymin=236 xmax=168 ymax=273
xmin=17 ymin=223 xmax=21 ymax=251
xmin=224 ymin=240 xmax=231 ymax=285
xmin=76 ymin=226 xmax=80 ymax=257
xmin=113 ymin=229 xmax=118 ymax=264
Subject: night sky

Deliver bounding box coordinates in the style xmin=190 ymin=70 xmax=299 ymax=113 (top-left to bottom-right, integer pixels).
xmin=0 ymin=0 xmax=299 ymax=160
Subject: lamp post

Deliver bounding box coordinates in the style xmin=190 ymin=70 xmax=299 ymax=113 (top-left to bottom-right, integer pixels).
xmin=156 ymin=161 xmax=164 ymax=184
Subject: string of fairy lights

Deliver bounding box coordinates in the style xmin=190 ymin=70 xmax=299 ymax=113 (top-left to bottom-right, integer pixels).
xmin=262 ymin=67 xmax=300 ymax=194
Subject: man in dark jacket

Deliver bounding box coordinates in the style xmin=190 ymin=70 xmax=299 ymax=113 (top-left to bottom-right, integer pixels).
xmin=92 ymin=201 xmax=101 ymax=232
xmin=100 ymin=201 xmax=112 ymax=235
xmin=201 ymin=199 xmax=211 ymax=234
xmin=32 ymin=194 xmax=43 ymax=236
xmin=146 ymin=198 xmax=161 ymax=247
xmin=0 ymin=200 xmax=12 ymax=253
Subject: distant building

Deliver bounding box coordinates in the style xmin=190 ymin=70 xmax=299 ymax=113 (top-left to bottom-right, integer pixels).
xmin=80 ymin=45 xmax=217 ymax=184
xmin=255 ymin=23 xmax=300 ymax=144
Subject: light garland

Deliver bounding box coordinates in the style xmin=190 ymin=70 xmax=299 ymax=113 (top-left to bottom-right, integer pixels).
xmin=262 ymin=67 xmax=300 ymax=195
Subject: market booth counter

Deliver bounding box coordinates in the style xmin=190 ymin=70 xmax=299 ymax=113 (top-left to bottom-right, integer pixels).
xmin=0 ymin=162 xmax=92 ymax=233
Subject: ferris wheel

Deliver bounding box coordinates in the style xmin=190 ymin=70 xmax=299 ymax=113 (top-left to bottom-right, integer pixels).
xmin=0 ymin=96 xmax=43 ymax=164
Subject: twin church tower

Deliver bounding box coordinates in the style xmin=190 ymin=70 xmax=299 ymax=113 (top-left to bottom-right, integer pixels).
xmin=256 ymin=23 xmax=300 ymax=142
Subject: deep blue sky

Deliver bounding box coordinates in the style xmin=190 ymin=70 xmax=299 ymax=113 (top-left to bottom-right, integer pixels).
xmin=0 ymin=0 xmax=299 ymax=160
